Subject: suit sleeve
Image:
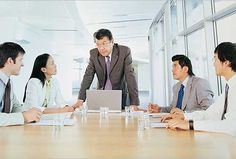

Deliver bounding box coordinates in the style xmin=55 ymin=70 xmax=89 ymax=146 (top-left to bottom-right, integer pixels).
xmin=194 ymin=118 xmax=236 ymax=136
xmin=23 ymin=79 xmax=41 ymax=110
xmin=11 ymin=93 xmax=23 ymax=113
xmin=0 ymin=112 xmax=24 ymax=126
xmin=124 ymin=48 xmax=140 ymax=105
xmin=78 ymin=52 xmax=96 ymax=101
xmin=195 ymin=79 xmax=214 ymax=110
xmin=0 ymin=93 xmax=24 ymax=126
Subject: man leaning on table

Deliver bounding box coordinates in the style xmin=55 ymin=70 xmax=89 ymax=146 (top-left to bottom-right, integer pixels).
xmin=0 ymin=42 xmax=42 ymax=126
xmin=163 ymin=42 xmax=236 ymax=136
xmin=148 ymin=54 xmax=214 ymax=114
xmin=76 ymin=29 xmax=140 ymax=109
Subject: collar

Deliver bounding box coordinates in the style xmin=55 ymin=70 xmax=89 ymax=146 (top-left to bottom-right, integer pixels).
xmin=181 ymin=76 xmax=189 ymax=88
xmin=226 ymin=74 xmax=236 ymax=89
xmin=105 ymin=50 xmax=113 ymax=62
xmin=0 ymin=70 xmax=10 ymax=85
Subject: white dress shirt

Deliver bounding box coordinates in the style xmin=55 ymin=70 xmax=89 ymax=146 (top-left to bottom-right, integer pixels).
xmin=24 ymin=78 xmax=67 ymax=112
xmin=184 ymin=74 xmax=236 ymax=136
xmin=0 ymin=71 xmax=24 ymax=126
xmin=105 ymin=51 xmax=112 ymax=62
xmin=181 ymin=76 xmax=189 ymax=91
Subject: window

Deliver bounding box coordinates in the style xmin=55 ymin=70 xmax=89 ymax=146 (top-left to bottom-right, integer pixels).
xmin=214 ymin=0 xmax=236 ymax=12
xmin=185 ymin=0 xmax=204 ymax=27
xmin=187 ymin=29 xmax=208 ymax=79
xmin=171 ymin=2 xmax=178 ymax=36
xmin=216 ymin=13 xmax=236 ymax=43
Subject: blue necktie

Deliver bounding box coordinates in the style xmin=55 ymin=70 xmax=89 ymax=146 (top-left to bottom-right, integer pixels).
xmin=176 ymin=84 xmax=184 ymax=109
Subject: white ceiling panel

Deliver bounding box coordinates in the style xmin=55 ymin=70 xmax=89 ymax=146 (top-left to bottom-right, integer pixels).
xmin=0 ymin=0 xmax=165 ymax=61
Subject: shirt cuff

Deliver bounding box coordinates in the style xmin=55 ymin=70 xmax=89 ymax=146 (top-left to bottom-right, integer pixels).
xmin=184 ymin=113 xmax=193 ymax=120
xmin=39 ymin=107 xmax=46 ymax=112
xmin=8 ymin=113 xmax=24 ymax=126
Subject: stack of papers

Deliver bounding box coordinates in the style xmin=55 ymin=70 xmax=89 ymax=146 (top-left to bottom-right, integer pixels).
xmin=148 ymin=113 xmax=169 ymax=118
xmin=28 ymin=112 xmax=74 ymax=126
xmin=150 ymin=122 xmax=167 ymax=128
xmin=28 ymin=119 xmax=74 ymax=126
xmin=148 ymin=113 xmax=169 ymax=128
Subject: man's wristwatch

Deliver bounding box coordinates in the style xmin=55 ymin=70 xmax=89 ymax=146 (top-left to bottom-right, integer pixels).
xmin=189 ymin=120 xmax=194 ymax=130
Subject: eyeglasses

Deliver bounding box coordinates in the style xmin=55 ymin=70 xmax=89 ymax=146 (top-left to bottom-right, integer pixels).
xmin=95 ymin=41 xmax=112 ymax=48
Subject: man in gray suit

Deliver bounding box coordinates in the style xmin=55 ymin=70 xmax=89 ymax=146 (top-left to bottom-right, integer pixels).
xmin=0 ymin=42 xmax=42 ymax=126
xmin=148 ymin=54 xmax=214 ymax=114
xmin=77 ymin=29 xmax=139 ymax=108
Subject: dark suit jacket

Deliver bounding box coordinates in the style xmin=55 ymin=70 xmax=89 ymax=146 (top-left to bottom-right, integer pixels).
xmin=78 ymin=43 xmax=140 ymax=107
xmin=161 ymin=76 xmax=214 ymax=113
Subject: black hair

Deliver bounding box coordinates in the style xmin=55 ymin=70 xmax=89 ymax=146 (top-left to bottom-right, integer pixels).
xmin=172 ymin=54 xmax=195 ymax=76
xmin=214 ymin=42 xmax=236 ymax=72
xmin=0 ymin=42 xmax=25 ymax=68
xmin=93 ymin=29 xmax=113 ymax=42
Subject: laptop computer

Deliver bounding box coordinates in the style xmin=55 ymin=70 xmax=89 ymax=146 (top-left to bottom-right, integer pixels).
xmin=86 ymin=90 xmax=122 ymax=112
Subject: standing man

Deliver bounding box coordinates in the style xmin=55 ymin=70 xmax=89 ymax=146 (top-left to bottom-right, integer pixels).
xmin=78 ymin=29 xmax=139 ymax=108
xmin=164 ymin=42 xmax=236 ymax=136
xmin=0 ymin=42 xmax=42 ymax=126
xmin=148 ymin=55 xmax=214 ymax=113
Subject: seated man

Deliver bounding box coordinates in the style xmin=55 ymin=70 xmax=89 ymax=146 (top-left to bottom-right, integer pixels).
xmin=0 ymin=42 xmax=42 ymax=126
xmin=148 ymin=54 xmax=214 ymax=114
xmin=163 ymin=42 xmax=236 ymax=136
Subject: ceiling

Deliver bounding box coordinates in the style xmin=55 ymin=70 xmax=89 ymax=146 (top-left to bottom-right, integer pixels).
xmin=76 ymin=0 xmax=165 ymax=61
xmin=0 ymin=0 xmax=165 ymax=62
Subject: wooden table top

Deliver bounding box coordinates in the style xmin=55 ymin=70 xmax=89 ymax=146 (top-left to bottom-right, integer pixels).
xmin=0 ymin=113 xmax=236 ymax=159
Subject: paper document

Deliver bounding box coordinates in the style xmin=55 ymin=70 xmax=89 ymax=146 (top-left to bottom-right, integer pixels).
xmin=150 ymin=122 xmax=167 ymax=128
xmin=148 ymin=113 xmax=169 ymax=118
xmin=28 ymin=112 xmax=74 ymax=126
xmin=40 ymin=112 xmax=73 ymax=120
xmin=28 ymin=119 xmax=75 ymax=126
xmin=149 ymin=117 xmax=161 ymax=123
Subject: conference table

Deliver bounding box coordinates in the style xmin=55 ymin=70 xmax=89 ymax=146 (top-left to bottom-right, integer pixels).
xmin=0 ymin=112 xmax=236 ymax=159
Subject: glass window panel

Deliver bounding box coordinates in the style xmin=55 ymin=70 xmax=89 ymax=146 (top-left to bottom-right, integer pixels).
xmin=171 ymin=2 xmax=178 ymax=36
xmin=216 ymin=13 xmax=236 ymax=43
xmin=185 ymin=0 xmax=204 ymax=27
xmin=187 ymin=29 xmax=208 ymax=79
xmin=177 ymin=0 xmax=184 ymax=32
xmin=156 ymin=19 xmax=164 ymax=49
xmin=214 ymin=0 xmax=236 ymax=12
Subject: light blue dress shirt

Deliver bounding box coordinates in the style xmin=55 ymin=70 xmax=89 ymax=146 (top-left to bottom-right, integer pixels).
xmin=0 ymin=71 xmax=10 ymax=112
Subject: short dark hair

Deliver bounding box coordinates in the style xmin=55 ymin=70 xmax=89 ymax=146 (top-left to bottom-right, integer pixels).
xmin=93 ymin=29 xmax=113 ymax=41
xmin=23 ymin=53 xmax=50 ymax=102
xmin=172 ymin=54 xmax=195 ymax=76
xmin=0 ymin=42 xmax=25 ymax=68
xmin=214 ymin=42 xmax=236 ymax=72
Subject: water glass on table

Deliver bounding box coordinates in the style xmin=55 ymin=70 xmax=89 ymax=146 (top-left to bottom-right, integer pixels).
xmin=100 ymin=107 xmax=109 ymax=118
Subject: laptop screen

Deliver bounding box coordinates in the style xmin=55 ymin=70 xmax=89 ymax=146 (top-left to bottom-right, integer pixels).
xmin=86 ymin=90 xmax=122 ymax=112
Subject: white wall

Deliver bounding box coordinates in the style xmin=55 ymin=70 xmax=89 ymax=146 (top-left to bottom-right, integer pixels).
xmin=137 ymin=63 xmax=149 ymax=91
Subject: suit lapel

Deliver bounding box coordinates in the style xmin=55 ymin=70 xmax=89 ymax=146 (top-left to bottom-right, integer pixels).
xmin=182 ymin=76 xmax=193 ymax=110
xmin=110 ymin=44 xmax=119 ymax=74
